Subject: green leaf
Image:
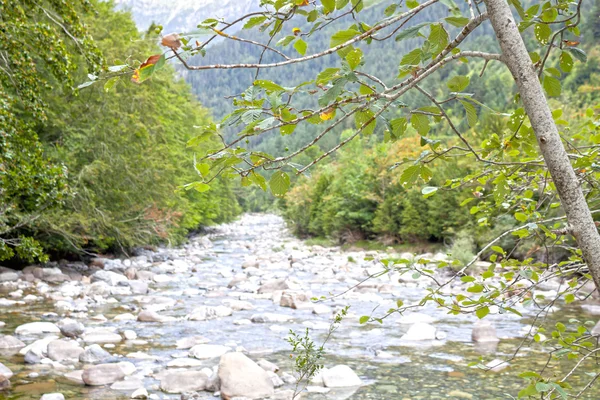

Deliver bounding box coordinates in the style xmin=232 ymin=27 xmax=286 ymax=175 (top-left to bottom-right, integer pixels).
xmin=355 ymin=109 xmax=376 ymax=135
xmin=316 ymin=68 xmax=341 ymax=85
xmin=461 ymin=276 xmax=476 ymax=283
xmin=559 ymin=52 xmax=573 ymax=72
xmin=565 ymin=46 xmax=587 ymax=62
xmin=447 ymin=75 xmax=470 ymax=92
xmin=336 ymin=0 xmax=350 ymax=8
xmin=518 ymin=384 xmax=538 ymax=398
xmin=422 ymin=186 xmax=438 ymax=198
xmin=390 ymin=117 xmax=407 ymax=137
xmin=196 ymin=163 xmax=210 ymax=176
xmin=410 ymin=113 xmax=430 ymax=135
xmin=269 ymin=171 xmax=290 ymax=197
xmin=322 ymin=0 xmax=336 ymax=13
xmin=514 ymin=212 xmax=528 ymax=222
xmin=445 ymin=17 xmax=469 ymax=27
xmin=77 ymin=81 xmax=95 ymax=89
xmin=395 ymin=22 xmax=429 ymax=42
xmin=541 ymin=7 xmax=558 ymax=22
xmin=400 ymin=165 xmax=421 ymax=185
xmin=103 ymin=77 xmax=119 ymax=92
xmin=244 ymin=16 xmax=267 ymax=29
xmin=276 ymin=35 xmax=296 ymax=47
xmin=345 ymin=48 xmax=363 ymax=70
xmin=184 ymin=182 xmax=210 ymax=193
xmin=294 ymin=39 xmax=308 ymax=55
xmin=428 ymin=24 xmax=449 ymax=56
xmin=534 ymin=23 xmax=552 ymax=44
xmin=565 ymin=293 xmax=575 ymax=304
xmin=543 ymin=75 xmax=561 ymax=97
xmin=330 ymin=28 xmax=360 ymax=48
xmin=467 ymin=284 xmax=484 ymax=293
xmin=476 ymin=306 xmax=490 ymax=319
xmin=401 ymin=48 xmax=423 ymax=66
xmin=459 ymin=100 xmax=477 ymax=127
xmin=406 ymin=0 xmax=419 ymax=9
xmin=254 ymin=80 xmax=285 ymax=92
xmin=551 ymin=383 xmax=568 ymax=399
xmin=359 ymin=315 xmax=369 ymax=324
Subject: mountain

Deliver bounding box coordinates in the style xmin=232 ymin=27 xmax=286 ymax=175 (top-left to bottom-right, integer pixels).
xmin=113 ymin=0 xmax=260 ymax=34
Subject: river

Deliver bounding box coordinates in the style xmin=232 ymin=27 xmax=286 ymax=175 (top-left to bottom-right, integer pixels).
xmin=0 ymin=214 xmax=599 ymax=399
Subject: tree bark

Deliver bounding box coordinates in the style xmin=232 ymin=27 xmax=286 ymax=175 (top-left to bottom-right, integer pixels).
xmin=483 ymin=0 xmax=600 ymax=292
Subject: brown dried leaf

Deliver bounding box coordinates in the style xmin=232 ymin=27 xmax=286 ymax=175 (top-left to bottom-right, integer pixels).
xmin=161 ymin=33 xmax=182 ymax=50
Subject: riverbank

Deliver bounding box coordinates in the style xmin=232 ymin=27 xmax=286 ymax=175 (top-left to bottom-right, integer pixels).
xmin=0 ymin=214 xmax=599 ymax=399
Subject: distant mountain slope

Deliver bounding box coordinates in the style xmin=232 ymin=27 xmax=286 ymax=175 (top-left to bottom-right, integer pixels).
xmin=113 ymin=0 xmax=260 ymax=33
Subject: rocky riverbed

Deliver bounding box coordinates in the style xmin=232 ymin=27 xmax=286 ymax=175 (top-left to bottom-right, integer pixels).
xmin=0 ymin=214 xmax=600 ymax=400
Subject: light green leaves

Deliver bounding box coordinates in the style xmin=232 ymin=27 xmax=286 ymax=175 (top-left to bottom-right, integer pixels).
xmin=447 ymin=75 xmax=470 ymax=92
xmin=401 ymin=48 xmax=423 ymax=66
xmin=184 ymin=182 xmax=210 ymax=193
xmin=269 ymin=171 xmax=290 ymax=197
xmin=345 ymin=48 xmax=363 ymax=70
xmin=316 ymin=68 xmax=341 ymax=85
xmin=254 ymin=80 xmax=285 ymax=92
xmin=395 ymin=22 xmax=429 ymax=42
xmin=476 ymin=306 xmax=490 ymax=319
xmin=355 ymin=109 xmax=376 ymax=135
xmin=410 ymin=113 xmax=430 ymax=135
xmin=330 ymin=28 xmax=360 ymax=48
xmin=445 ymin=16 xmax=469 ymax=27
xmin=534 ymin=23 xmax=551 ymax=45
xmin=428 ymin=24 xmax=449 ymax=56
xmin=459 ymin=99 xmax=478 ymax=127
xmin=294 ymin=39 xmax=308 ymax=55
xmin=422 ymin=186 xmax=438 ymax=198
xmin=514 ymin=212 xmax=528 ymax=222
xmin=400 ymin=164 xmax=432 ymax=186
xmin=322 ymin=0 xmax=336 ymax=13
xmin=543 ymin=75 xmax=561 ymax=97
xmin=559 ymin=52 xmax=573 ymax=72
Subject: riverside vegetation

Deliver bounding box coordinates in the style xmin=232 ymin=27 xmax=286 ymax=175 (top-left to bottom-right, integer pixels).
xmin=2 ymin=0 xmax=600 ymax=399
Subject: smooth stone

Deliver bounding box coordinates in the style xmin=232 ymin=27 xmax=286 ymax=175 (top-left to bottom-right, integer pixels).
xmin=0 ymin=335 xmax=25 ymax=350
xmin=472 ymin=321 xmax=500 ymax=343
xmin=82 ymin=330 xmax=122 ymax=344
xmin=218 ymin=352 xmax=274 ymax=399
xmin=176 ymin=336 xmax=210 ymax=349
xmin=111 ymin=378 xmax=144 ymax=391
xmin=47 ymin=339 xmax=84 ymax=362
xmin=250 ymin=313 xmax=292 ymax=323
xmin=63 ymin=370 xmax=84 ymax=385
xmin=82 ymin=363 xmax=125 ymax=385
xmin=137 ymin=310 xmax=175 ymax=323
xmin=15 ymin=322 xmax=60 ymax=335
xmin=486 ymin=359 xmax=509 ymax=372
xmin=91 ymin=270 xmax=128 ymax=286
xmin=322 ymin=365 xmax=362 ymax=387
xmin=131 ymin=387 xmax=149 ymax=399
xmin=40 ymin=394 xmax=65 ymax=400
xmin=167 ymin=358 xmax=204 ymax=368
xmin=0 ymin=363 xmax=13 ymax=379
xmin=401 ymin=323 xmax=437 ymax=341
xmin=123 ymin=330 xmax=137 ymax=340
xmin=186 ymin=306 xmax=232 ymax=321
xmin=79 ymin=344 xmax=113 ymax=364
xmin=257 ymin=359 xmax=279 ymax=373
xmin=57 ymin=319 xmax=85 ymax=338
xmin=159 ymin=370 xmax=208 ymax=394
xmin=188 ymin=344 xmax=230 ymax=360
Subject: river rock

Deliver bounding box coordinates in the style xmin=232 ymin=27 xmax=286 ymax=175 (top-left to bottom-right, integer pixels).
xmin=159 ymin=370 xmax=208 ymax=393
xmin=0 ymin=272 xmax=18 ymax=282
xmin=176 ymin=336 xmax=210 ymax=349
xmin=401 ymin=323 xmax=437 ymax=341
xmin=485 ymin=359 xmax=510 ymax=372
xmin=257 ymin=359 xmax=279 ymax=373
xmin=312 ymin=304 xmax=332 ymax=315
xmin=188 ymin=344 xmax=230 ymax=359
xmin=57 ymin=319 xmax=85 ymax=338
xmin=126 ymin=280 xmax=148 ymax=295
xmin=279 ymin=291 xmax=309 ymax=309
xmin=250 ymin=313 xmax=292 ymax=323
xmin=187 ymin=305 xmax=233 ymax=321
xmin=0 ymin=374 xmax=10 ymax=390
xmin=222 ymin=299 xmax=254 ymax=311
xmin=0 ymin=335 xmax=25 ymax=350
xmin=137 ymin=310 xmax=175 ymax=323
xmin=322 ymin=365 xmax=362 ymax=387
xmin=131 ymin=387 xmax=148 ymax=399
xmin=82 ymin=330 xmax=122 ymax=344
xmin=0 ymin=363 xmax=13 ymax=379
xmin=218 ymin=352 xmax=274 ymax=399
xmin=15 ymin=322 xmax=60 ymax=335
xmin=47 ymin=339 xmax=84 ymax=362
xmin=91 ymin=270 xmax=128 ymax=286
xmin=40 ymin=394 xmax=65 ymax=400
xmin=64 ymin=370 xmax=84 ymax=385
xmin=166 ymin=358 xmax=204 ymax=368
xmin=471 ymin=321 xmax=500 ymax=343
xmin=258 ymin=279 xmax=291 ymax=294
xmin=110 ymin=377 xmax=144 ymax=391
xmin=82 ymin=363 xmax=125 ymax=385
xmin=79 ymin=344 xmax=114 ymax=364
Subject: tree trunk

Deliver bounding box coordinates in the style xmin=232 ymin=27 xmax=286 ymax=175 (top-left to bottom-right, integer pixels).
xmin=483 ymin=0 xmax=600 ymax=292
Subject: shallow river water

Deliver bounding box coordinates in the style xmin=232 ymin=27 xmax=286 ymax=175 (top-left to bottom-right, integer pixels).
xmin=1 ymin=214 xmax=600 ymax=399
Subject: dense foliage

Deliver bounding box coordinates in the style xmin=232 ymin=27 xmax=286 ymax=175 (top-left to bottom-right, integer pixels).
xmin=1 ymin=1 xmax=240 ymax=262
